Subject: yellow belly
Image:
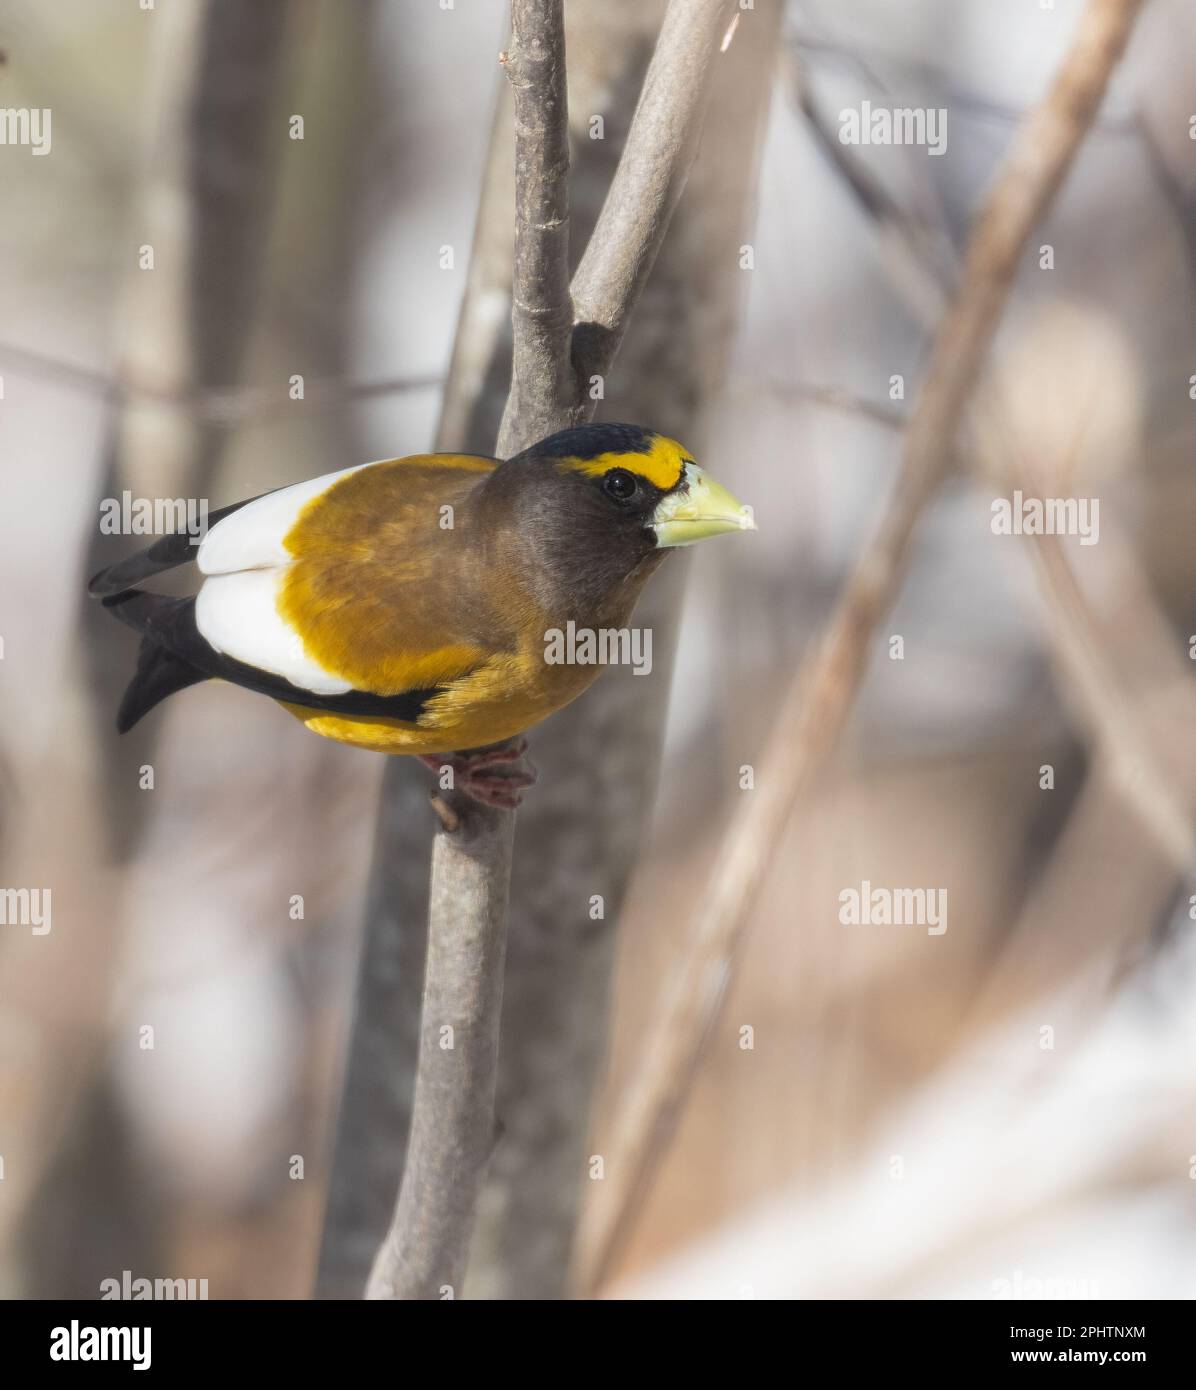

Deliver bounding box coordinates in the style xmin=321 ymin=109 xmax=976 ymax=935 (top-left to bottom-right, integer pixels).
xmin=279 ymin=703 xmax=544 ymax=756
xmin=278 ymin=652 xmax=599 ymax=756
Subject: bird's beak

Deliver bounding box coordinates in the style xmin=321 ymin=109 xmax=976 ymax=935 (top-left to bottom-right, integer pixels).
xmin=650 ymin=462 xmax=757 ymax=548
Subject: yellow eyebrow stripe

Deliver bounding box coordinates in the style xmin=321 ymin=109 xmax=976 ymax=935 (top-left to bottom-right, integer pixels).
xmin=558 ymin=434 xmax=688 ymax=492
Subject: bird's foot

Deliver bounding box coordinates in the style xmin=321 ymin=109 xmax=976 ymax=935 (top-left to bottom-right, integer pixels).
xmin=419 ymin=738 xmax=537 ymax=814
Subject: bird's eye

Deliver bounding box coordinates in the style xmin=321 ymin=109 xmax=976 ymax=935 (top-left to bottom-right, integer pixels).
xmin=603 ymin=468 xmax=639 ymax=502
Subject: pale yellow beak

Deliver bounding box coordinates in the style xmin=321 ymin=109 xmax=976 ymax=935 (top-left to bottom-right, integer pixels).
xmin=650 ymin=462 xmax=756 ymax=548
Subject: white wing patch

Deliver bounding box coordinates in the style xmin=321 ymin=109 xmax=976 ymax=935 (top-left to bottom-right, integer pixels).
xmin=195 ymin=570 xmax=352 ymax=696
xmin=197 ymin=462 xmax=375 ymax=576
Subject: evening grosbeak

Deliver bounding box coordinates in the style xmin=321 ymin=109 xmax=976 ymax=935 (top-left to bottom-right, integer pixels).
xmin=90 ymin=423 xmax=754 ymax=807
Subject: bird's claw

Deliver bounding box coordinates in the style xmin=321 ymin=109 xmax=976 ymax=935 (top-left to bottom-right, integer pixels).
xmin=419 ymin=739 xmax=538 ymax=812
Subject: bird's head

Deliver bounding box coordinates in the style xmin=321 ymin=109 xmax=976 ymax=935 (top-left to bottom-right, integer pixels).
xmin=488 ymin=422 xmax=755 ymax=616
xmin=519 ymin=422 xmax=755 ymax=547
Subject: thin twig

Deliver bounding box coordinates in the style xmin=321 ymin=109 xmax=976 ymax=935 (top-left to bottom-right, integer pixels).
xmin=786 ymin=26 xmax=1141 ymax=134
xmin=1135 ymin=107 xmax=1196 ymax=284
xmin=1023 ymin=510 xmax=1196 ymax=873
xmin=746 ymin=377 xmax=908 ymax=431
xmin=578 ymin=0 xmax=1149 ymax=1292
xmin=0 ymin=341 xmax=440 ymax=421
xmin=781 ymin=48 xmax=957 ymax=327
xmin=569 ymin=0 xmax=738 ymax=397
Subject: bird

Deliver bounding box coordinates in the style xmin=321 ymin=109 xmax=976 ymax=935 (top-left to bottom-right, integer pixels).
xmin=90 ymin=422 xmax=755 ymax=808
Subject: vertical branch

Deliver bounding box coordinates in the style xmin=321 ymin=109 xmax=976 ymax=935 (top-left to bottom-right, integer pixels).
xmin=362 ymin=0 xmax=574 ymax=1300
xmin=578 ymin=0 xmax=1149 ymax=1291
xmin=499 ymin=0 xmax=573 ymax=453
xmin=315 ymin=83 xmax=518 ymax=1304
xmin=365 ymin=815 xmax=514 ymax=1298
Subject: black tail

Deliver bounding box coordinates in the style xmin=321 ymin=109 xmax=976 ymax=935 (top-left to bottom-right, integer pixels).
xmin=87 ymin=494 xmax=264 ymax=597
xmin=88 ymin=531 xmax=201 ymax=597
xmin=116 ymin=637 xmax=206 ymax=733
xmin=97 ymin=584 xmax=441 ymax=726
xmin=102 ymin=591 xmax=207 ymax=733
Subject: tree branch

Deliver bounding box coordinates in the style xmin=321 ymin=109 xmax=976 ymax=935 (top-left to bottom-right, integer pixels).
xmin=361 ymin=0 xmax=574 ymax=1300
xmin=0 ymin=341 xmax=441 ymax=420
xmin=315 ymin=79 xmax=520 ymax=1305
xmin=569 ymin=0 xmax=738 ymax=394
xmin=498 ymin=0 xmax=573 ymax=454
xmin=577 ymin=0 xmax=1149 ymax=1292
xmin=364 ymin=809 xmax=514 ymax=1298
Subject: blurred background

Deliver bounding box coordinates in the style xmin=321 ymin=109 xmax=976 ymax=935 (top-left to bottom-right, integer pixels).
xmin=1 ymin=0 xmax=1195 ymax=1299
